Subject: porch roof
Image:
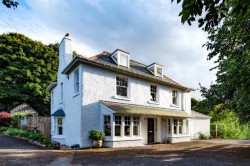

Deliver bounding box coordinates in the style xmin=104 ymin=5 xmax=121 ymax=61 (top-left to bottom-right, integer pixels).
xmin=100 ymin=101 xmax=192 ymax=118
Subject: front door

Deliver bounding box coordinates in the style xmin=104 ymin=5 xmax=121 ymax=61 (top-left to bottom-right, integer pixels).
xmin=148 ymin=118 xmax=154 ymax=143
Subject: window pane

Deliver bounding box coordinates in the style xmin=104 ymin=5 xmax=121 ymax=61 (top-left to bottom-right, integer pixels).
xmin=133 ymin=126 xmax=138 ymax=135
xmin=57 ymin=117 xmax=63 ymax=135
xmin=168 ymin=119 xmax=171 ymax=134
xmin=115 ymin=126 xmax=121 ymax=136
xmin=173 ymin=119 xmax=177 ymax=134
xmin=172 ymin=90 xmax=177 ymax=105
xmin=156 ymin=66 xmax=162 ymax=76
xmin=124 ymin=126 xmax=130 ymax=136
xmin=116 ymin=77 xmax=128 ymax=97
xmin=120 ymin=53 xmax=128 ymax=67
xmin=104 ymin=115 xmax=111 ymax=136
xmin=150 ymin=85 xmax=157 ymax=101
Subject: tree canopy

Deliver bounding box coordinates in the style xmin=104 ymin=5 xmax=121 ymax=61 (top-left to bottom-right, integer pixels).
xmin=0 ymin=33 xmax=58 ymax=115
xmin=173 ymin=0 xmax=250 ymax=118
xmin=2 ymin=0 xmax=18 ymax=9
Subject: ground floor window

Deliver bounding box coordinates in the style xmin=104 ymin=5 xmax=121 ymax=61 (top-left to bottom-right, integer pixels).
xmin=168 ymin=119 xmax=171 ymax=134
xmin=115 ymin=116 xmax=121 ymax=136
xmin=54 ymin=117 xmax=63 ymax=135
xmin=104 ymin=115 xmax=111 ymax=136
xmin=124 ymin=116 xmax=131 ymax=136
xmin=133 ymin=117 xmax=139 ymax=136
xmin=171 ymin=118 xmax=188 ymax=135
xmin=173 ymin=119 xmax=178 ymax=134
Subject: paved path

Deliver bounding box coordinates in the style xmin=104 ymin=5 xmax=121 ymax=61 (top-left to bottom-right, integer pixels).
xmin=0 ymin=133 xmax=41 ymax=150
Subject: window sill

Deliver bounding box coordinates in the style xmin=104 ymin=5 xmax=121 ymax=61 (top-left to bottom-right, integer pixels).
xmin=113 ymin=95 xmax=131 ymax=101
xmin=52 ymin=135 xmax=65 ymax=139
xmin=104 ymin=136 xmax=143 ymax=142
xmin=148 ymin=100 xmax=160 ymax=105
xmin=73 ymin=93 xmax=80 ymax=98
xmin=170 ymin=104 xmax=180 ymax=108
xmin=171 ymin=135 xmax=190 ymax=138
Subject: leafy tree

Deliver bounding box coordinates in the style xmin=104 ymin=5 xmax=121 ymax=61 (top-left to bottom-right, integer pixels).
xmin=191 ymin=97 xmax=198 ymax=110
xmin=2 ymin=0 xmax=18 ymax=9
xmin=173 ymin=0 xmax=250 ymax=118
xmin=0 ymin=33 xmax=58 ymax=115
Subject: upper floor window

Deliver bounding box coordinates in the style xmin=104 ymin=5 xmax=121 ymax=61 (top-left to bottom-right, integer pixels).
xmin=172 ymin=90 xmax=178 ymax=105
xmin=111 ymin=49 xmax=130 ymax=68
xmin=51 ymin=91 xmax=54 ymax=107
xmin=74 ymin=69 xmax=79 ymax=93
xmin=60 ymin=82 xmax=63 ymax=101
xmin=116 ymin=76 xmax=128 ymax=97
xmin=150 ymin=85 xmax=157 ymax=102
xmin=147 ymin=63 xmax=163 ymax=77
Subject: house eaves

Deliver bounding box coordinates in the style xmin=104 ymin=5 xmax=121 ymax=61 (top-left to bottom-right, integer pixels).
xmin=61 ymin=56 xmax=195 ymax=92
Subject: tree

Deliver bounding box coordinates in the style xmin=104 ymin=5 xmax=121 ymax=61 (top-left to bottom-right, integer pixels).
xmin=0 ymin=33 xmax=59 ymax=115
xmin=191 ymin=97 xmax=199 ymax=110
xmin=2 ymin=0 xmax=18 ymax=9
xmin=173 ymin=0 xmax=250 ymax=117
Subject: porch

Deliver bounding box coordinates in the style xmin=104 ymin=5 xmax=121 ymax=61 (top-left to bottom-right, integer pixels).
xmin=100 ymin=101 xmax=192 ymax=147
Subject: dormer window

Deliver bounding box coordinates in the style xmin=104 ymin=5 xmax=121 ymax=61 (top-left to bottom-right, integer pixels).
xmin=111 ymin=49 xmax=130 ymax=68
xmin=147 ymin=63 xmax=163 ymax=77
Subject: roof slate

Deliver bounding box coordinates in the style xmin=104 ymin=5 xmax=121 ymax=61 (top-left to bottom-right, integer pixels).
xmin=62 ymin=51 xmax=194 ymax=91
xmin=191 ymin=110 xmax=211 ymax=119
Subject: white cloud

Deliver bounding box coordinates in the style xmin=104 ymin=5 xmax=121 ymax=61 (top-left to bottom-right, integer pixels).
xmin=0 ymin=0 xmax=216 ymax=99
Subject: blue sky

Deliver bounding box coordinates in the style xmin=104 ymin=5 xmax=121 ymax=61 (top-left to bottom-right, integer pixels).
xmin=0 ymin=0 xmax=216 ymax=99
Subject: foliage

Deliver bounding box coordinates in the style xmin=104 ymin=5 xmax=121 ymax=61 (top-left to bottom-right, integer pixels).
xmin=173 ymin=0 xmax=250 ymax=118
xmin=191 ymin=98 xmax=199 ymax=110
xmin=0 ymin=111 xmax=11 ymax=126
xmin=3 ymin=127 xmax=52 ymax=147
xmin=10 ymin=112 xmax=32 ymax=128
xmin=0 ymin=126 xmax=9 ymax=132
xmin=88 ymin=130 xmax=105 ymax=141
xmin=2 ymin=0 xmax=18 ymax=9
xmin=198 ymin=132 xmax=208 ymax=140
xmin=0 ymin=33 xmax=59 ymax=115
xmin=210 ymin=105 xmax=250 ymax=139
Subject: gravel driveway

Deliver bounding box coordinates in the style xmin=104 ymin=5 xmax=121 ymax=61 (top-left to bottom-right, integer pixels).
xmin=0 ymin=134 xmax=250 ymax=166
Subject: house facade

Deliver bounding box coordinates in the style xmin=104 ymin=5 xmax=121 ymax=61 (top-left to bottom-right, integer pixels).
xmin=47 ymin=34 xmax=210 ymax=148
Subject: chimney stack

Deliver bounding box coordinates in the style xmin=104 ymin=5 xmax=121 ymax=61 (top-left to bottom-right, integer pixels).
xmin=58 ymin=33 xmax=73 ymax=72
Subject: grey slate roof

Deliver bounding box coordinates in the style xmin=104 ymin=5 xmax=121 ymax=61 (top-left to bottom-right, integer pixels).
xmin=51 ymin=108 xmax=66 ymax=116
xmin=100 ymin=100 xmax=192 ymax=118
xmin=62 ymin=51 xmax=194 ymax=91
xmin=191 ymin=110 xmax=211 ymax=119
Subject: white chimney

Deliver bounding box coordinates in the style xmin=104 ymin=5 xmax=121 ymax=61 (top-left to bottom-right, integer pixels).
xmin=58 ymin=33 xmax=72 ymax=72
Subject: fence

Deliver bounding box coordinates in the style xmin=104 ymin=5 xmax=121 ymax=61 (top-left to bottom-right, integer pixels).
xmin=22 ymin=116 xmax=51 ymax=139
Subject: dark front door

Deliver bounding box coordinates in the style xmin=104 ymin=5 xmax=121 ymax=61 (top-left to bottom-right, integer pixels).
xmin=148 ymin=118 xmax=154 ymax=143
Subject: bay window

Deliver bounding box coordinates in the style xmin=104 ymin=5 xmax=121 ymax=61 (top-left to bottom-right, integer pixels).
xmin=104 ymin=115 xmax=111 ymax=136
xmin=124 ymin=116 xmax=130 ymax=136
xmin=115 ymin=116 xmax=121 ymax=136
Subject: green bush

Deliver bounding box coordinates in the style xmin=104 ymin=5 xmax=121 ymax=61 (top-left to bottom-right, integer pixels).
xmin=88 ymin=130 xmax=105 ymax=141
xmin=210 ymin=105 xmax=250 ymax=139
xmin=199 ymin=132 xmax=208 ymax=139
xmin=0 ymin=126 xmax=10 ymax=132
xmin=11 ymin=112 xmax=32 ymax=128
xmin=3 ymin=127 xmax=51 ymax=147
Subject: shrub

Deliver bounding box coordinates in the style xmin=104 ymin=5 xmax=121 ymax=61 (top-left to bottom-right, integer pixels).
xmin=199 ymin=132 xmax=208 ymax=139
xmin=0 ymin=126 xmax=10 ymax=132
xmin=88 ymin=130 xmax=105 ymax=141
xmin=11 ymin=112 xmax=32 ymax=128
xmin=210 ymin=105 xmax=250 ymax=139
xmin=0 ymin=111 xmax=11 ymax=127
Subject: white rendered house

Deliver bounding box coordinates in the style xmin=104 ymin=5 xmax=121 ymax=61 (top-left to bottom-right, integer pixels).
xmin=47 ymin=34 xmax=211 ymax=148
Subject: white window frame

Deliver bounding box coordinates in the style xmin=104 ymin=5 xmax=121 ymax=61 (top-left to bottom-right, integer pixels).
xmin=150 ymin=85 xmax=158 ymax=102
xmin=124 ymin=116 xmax=131 ymax=136
xmin=172 ymin=90 xmax=178 ymax=105
xmin=51 ymin=90 xmax=54 ymax=107
xmin=116 ymin=76 xmax=128 ymax=98
xmin=74 ymin=69 xmax=79 ymax=94
xmin=60 ymin=82 xmax=63 ymax=102
xmin=111 ymin=50 xmax=130 ymax=68
xmin=114 ymin=116 xmax=122 ymax=137
xmin=54 ymin=117 xmax=63 ymax=136
xmin=103 ymin=115 xmax=111 ymax=137
xmin=132 ymin=117 xmax=140 ymax=136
